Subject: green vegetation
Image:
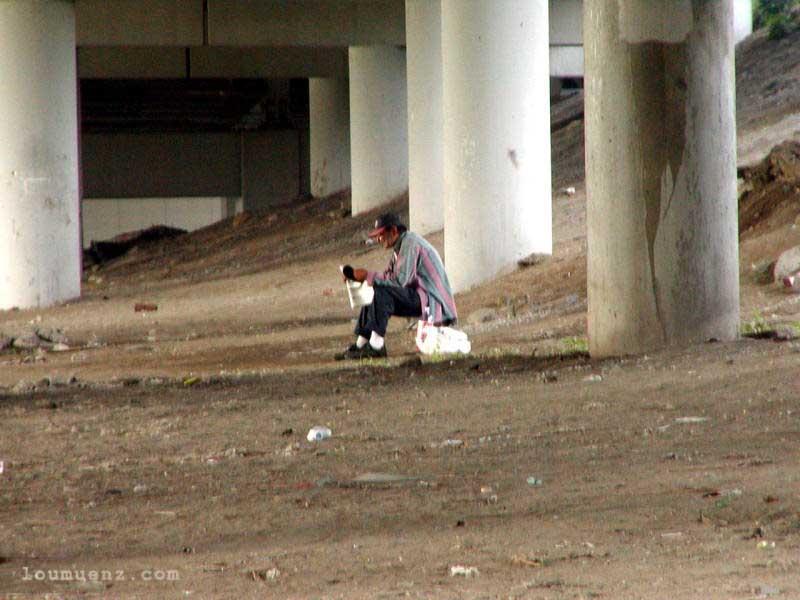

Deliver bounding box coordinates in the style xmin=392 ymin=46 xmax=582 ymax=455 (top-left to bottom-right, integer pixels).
xmin=561 ymin=336 xmax=589 ymax=355
xmin=740 ymin=312 xmax=771 ymax=337
xmin=753 ymin=0 xmax=800 ymax=40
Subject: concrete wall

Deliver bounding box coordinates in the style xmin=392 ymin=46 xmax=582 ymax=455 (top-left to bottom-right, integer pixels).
xmin=82 ymin=130 xmax=306 ymax=241
xmin=82 ymin=130 xmax=306 ymax=205
xmin=82 ymin=132 xmax=241 ymax=198
xmin=242 ymin=129 xmax=307 ymax=211
xmin=82 ymin=196 xmax=236 ymax=247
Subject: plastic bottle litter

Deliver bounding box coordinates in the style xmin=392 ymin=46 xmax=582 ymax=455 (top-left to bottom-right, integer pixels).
xmin=307 ymin=426 xmax=332 ymax=442
xmin=526 ymin=476 xmax=543 ymax=486
xmin=449 ymin=565 xmax=479 ymax=578
xmin=0 ymin=460 xmax=4 ymax=474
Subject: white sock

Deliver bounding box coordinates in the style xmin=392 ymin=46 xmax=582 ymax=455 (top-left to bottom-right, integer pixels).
xmin=356 ymin=335 xmax=368 ymax=349
xmin=369 ymin=331 xmax=385 ymax=350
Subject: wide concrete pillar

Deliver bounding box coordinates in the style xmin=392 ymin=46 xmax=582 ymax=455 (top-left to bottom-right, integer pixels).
xmin=406 ymin=0 xmax=443 ymax=235
xmin=584 ymin=1 xmax=739 ymax=357
xmin=442 ymin=0 xmax=552 ymax=293
xmin=310 ymin=78 xmax=351 ymax=197
xmin=348 ymin=46 xmax=408 ymax=215
xmin=0 ymin=0 xmax=80 ymax=309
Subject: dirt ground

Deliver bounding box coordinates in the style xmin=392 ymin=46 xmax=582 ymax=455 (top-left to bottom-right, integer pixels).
xmin=3 ymin=27 xmax=800 ymax=600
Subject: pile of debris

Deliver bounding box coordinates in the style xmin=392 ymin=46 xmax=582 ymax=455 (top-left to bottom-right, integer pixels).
xmin=0 ymin=327 xmax=71 ymax=353
xmin=83 ymin=224 xmax=187 ymax=268
xmin=738 ymin=140 xmax=800 ymax=235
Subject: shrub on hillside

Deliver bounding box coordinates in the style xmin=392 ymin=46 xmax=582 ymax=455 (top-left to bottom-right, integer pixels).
xmin=753 ymin=0 xmax=800 ymax=39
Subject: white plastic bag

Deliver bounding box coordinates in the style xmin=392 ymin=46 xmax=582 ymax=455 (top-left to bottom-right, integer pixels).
xmin=415 ymin=320 xmax=471 ymax=355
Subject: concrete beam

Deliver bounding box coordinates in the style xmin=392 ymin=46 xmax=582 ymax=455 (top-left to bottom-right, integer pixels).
xmin=78 ymin=47 xmax=187 ymax=79
xmin=207 ymin=0 xmax=405 ymax=47
xmin=78 ymin=46 xmax=348 ymax=79
xmin=190 ymin=47 xmax=348 ymax=78
xmin=76 ymin=0 xmax=203 ymax=46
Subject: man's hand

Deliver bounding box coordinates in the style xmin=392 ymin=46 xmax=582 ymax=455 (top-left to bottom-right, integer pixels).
xmin=342 ymin=265 xmax=368 ymax=283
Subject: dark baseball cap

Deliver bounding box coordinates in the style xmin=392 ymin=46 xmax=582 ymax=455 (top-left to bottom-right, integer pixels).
xmin=367 ymin=212 xmax=405 ymax=238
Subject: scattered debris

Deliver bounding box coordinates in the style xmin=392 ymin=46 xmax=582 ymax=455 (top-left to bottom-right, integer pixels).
xmin=526 ymin=476 xmax=543 ymax=487
xmin=183 ymin=376 xmax=199 ymax=386
xmin=757 ymin=540 xmax=776 ymax=550
xmin=249 ymin=568 xmax=280 ymax=582
xmin=538 ymin=371 xmax=558 ymax=383
xmin=449 ymin=565 xmax=479 ymax=578
xmin=583 ymin=374 xmax=603 ymax=382
xmin=660 ymin=532 xmax=684 ymax=540
xmin=518 ymin=253 xmax=550 ymax=268
xmin=133 ymin=484 xmax=148 ymax=494
xmin=775 ymin=245 xmax=800 ymax=283
xmin=84 ymin=225 xmax=186 ymax=266
xmin=12 ymin=333 xmax=41 ymax=350
xmin=232 ymin=211 xmax=252 ymax=228
xmin=562 ymin=186 xmax=576 ymax=196
xmin=750 ymin=260 xmax=776 ymax=284
xmin=306 ymin=426 xmax=332 ymax=442
xmin=511 ymin=555 xmax=544 ymax=568
xmin=753 ymin=584 xmax=780 ymax=598
xmin=134 ymin=303 xmax=158 ymax=312
xmin=467 ymin=307 xmax=500 ymax=325
xmin=434 ymin=439 xmax=463 ymax=448
xmin=675 ymin=416 xmax=709 ymax=424
xmin=351 ymin=473 xmax=420 ymax=484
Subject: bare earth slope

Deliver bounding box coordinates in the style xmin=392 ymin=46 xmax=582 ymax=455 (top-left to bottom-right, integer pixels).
xmin=1 ymin=28 xmax=800 ymax=600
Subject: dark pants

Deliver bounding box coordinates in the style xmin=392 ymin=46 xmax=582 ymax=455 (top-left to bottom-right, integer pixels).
xmin=356 ymin=286 xmax=421 ymax=338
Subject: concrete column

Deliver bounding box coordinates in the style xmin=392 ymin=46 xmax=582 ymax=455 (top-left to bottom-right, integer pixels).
xmin=310 ymin=78 xmax=351 ymax=198
xmin=584 ymin=0 xmax=739 ymax=357
xmin=406 ymin=0 xmax=443 ymax=235
xmin=0 ymin=1 xmax=80 ymax=309
xmin=442 ymin=0 xmax=552 ymax=292
xmin=734 ymin=0 xmax=752 ymax=44
xmin=348 ymin=46 xmax=408 ymax=215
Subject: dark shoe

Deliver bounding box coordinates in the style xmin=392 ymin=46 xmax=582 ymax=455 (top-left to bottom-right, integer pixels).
xmin=360 ymin=344 xmax=387 ymax=359
xmin=334 ymin=343 xmax=363 ymax=361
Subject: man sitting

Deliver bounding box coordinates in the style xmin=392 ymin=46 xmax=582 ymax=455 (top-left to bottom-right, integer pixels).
xmin=336 ymin=212 xmax=457 ymax=360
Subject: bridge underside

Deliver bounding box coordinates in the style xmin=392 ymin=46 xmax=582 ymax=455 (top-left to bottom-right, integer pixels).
xmin=0 ymin=0 xmax=746 ymax=357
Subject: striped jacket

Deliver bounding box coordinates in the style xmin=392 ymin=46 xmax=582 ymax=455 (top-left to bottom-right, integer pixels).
xmin=366 ymin=231 xmax=458 ymax=325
